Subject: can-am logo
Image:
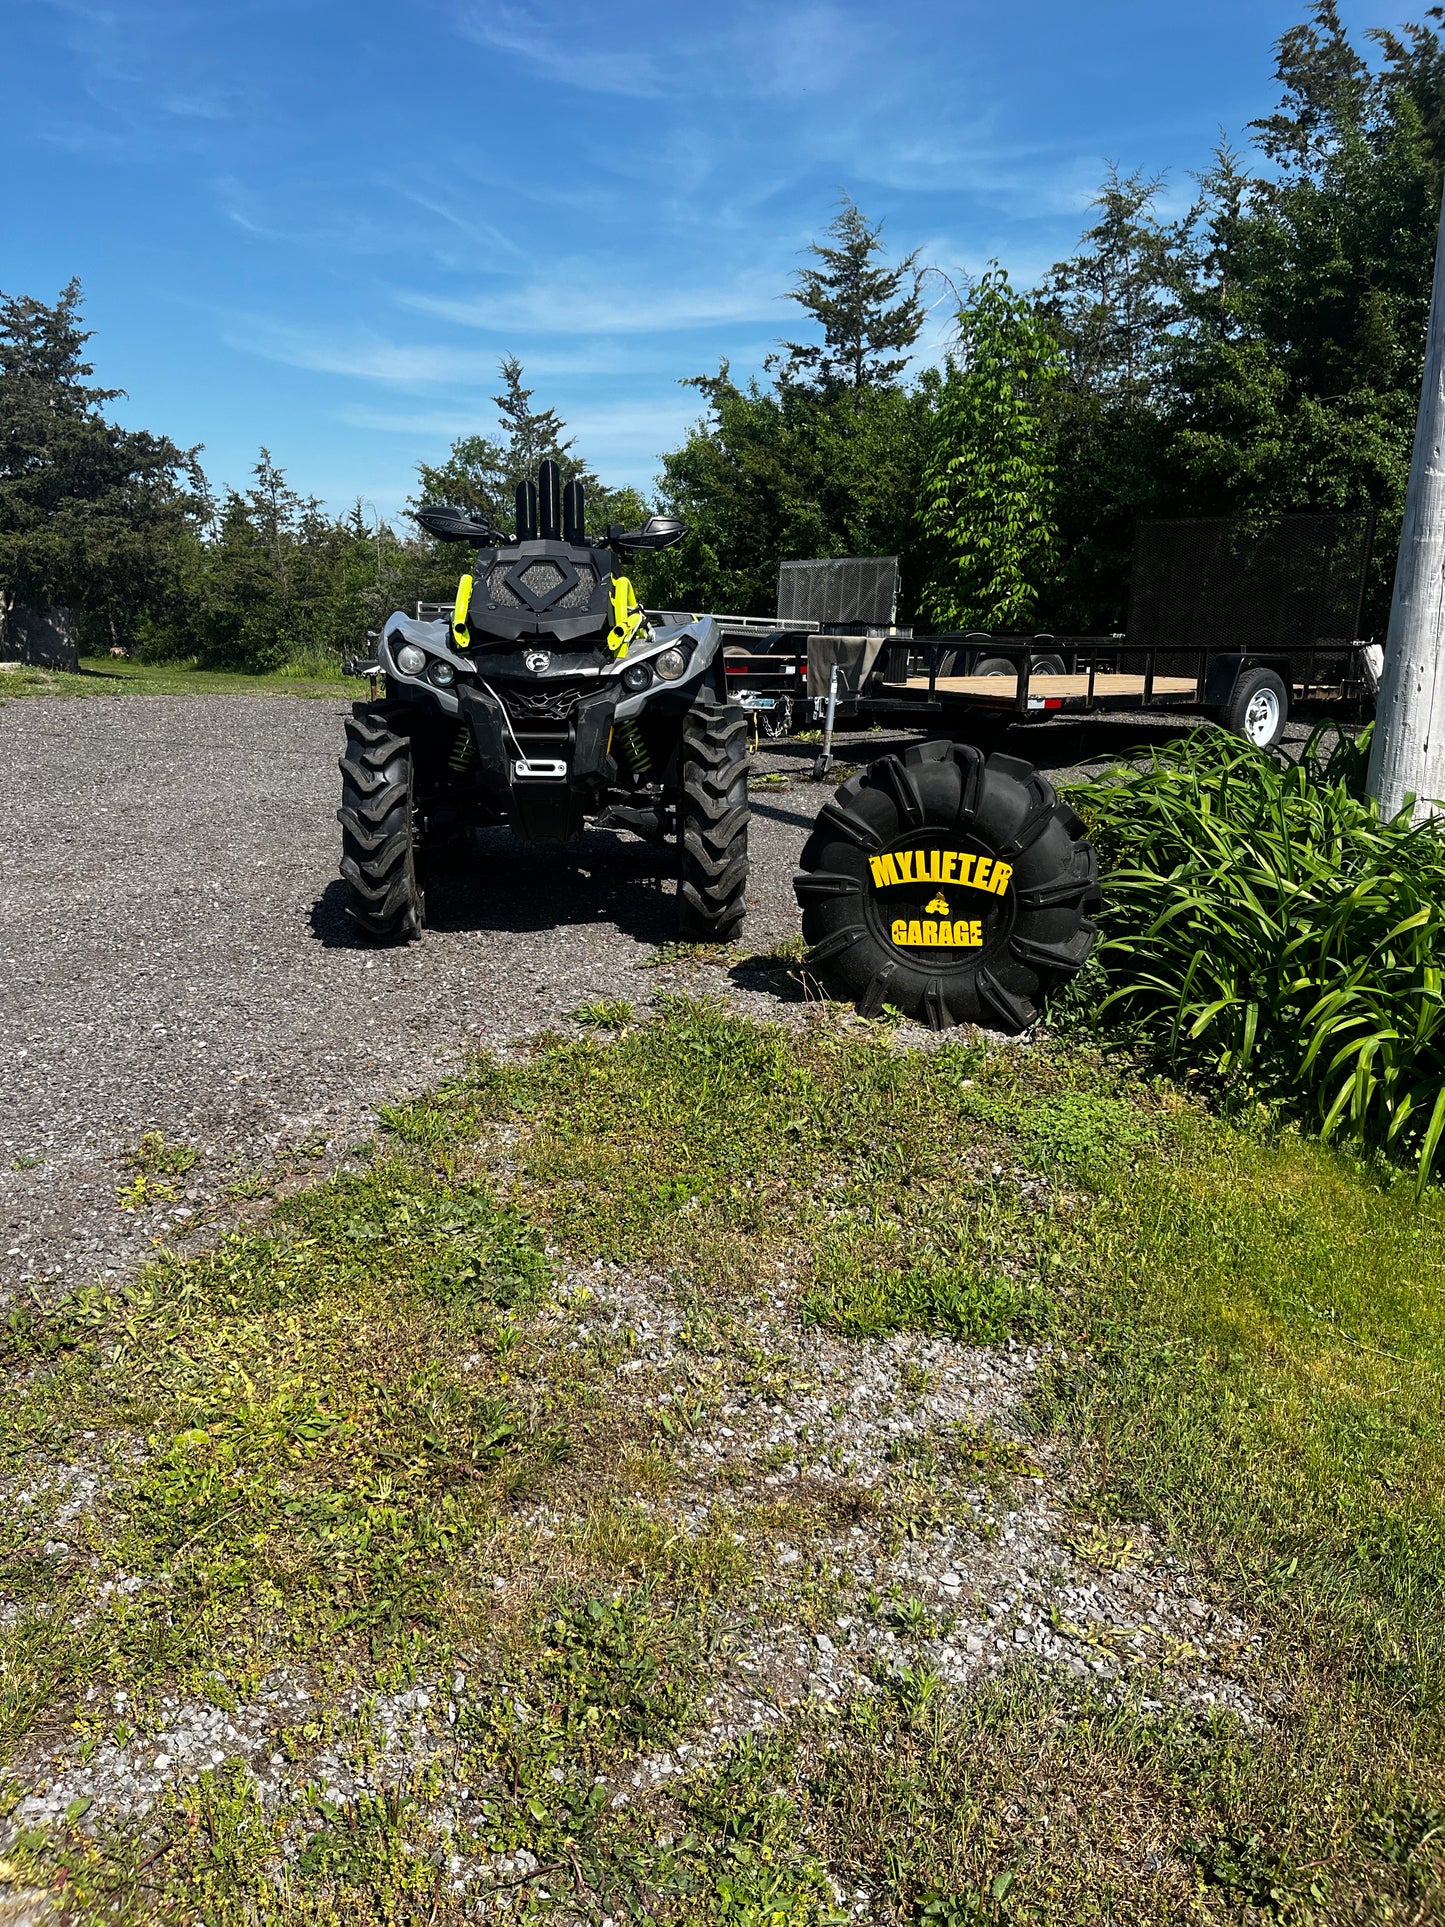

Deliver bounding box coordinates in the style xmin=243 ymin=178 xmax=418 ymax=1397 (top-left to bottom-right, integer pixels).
xmin=867 ymin=849 xmax=1013 ymax=896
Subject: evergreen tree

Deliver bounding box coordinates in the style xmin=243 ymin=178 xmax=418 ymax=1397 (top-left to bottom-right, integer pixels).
xmin=651 ymin=201 xmax=936 ymax=616
xmin=921 ymin=268 xmax=1064 ymax=632
xmin=0 ymin=278 xmax=200 ymax=651
xmin=773 ymin=197 xmax=924 ymax=394
xmin=411 ymin=356 xmax=644 ymax=541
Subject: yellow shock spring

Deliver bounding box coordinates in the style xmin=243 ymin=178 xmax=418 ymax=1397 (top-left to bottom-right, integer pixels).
xmin=615 ymin=716 xmax=651 ymax=779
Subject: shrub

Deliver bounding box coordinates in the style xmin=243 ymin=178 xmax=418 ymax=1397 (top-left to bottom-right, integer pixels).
xmin=1075 ymin=727 xmax=1445 ymax=1184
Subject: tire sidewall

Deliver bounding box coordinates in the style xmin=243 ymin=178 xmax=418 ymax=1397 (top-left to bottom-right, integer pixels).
xmin=1227 ymin=668 xmax=1289 ymax=748
xmin=794 ymin=743 xmax=1098 ymax=1030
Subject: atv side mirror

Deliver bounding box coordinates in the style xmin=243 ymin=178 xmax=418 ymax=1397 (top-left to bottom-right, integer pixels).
xmin=416 ymin=503 xmax=506 ymax=545
xmin=607 ymin=514 xmax=688 ymax=554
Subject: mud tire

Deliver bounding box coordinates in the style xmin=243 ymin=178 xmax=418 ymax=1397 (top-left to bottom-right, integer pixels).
xmin=793 ymin=740 xmax=1099 ymax=1032
xmin=337 ymin=707 xmax=426 ymax=942
xmin=678 ymin=699 xmax=750 ymax=941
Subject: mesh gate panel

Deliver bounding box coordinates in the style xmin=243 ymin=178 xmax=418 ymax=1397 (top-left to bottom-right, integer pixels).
xmin=1127 ymin=514 xmax=1373 ymax=678
xmin=777 ymin=557 xmax=899 ymax=626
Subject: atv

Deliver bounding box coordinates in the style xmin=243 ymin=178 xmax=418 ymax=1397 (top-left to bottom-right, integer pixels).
xmin=338 ymin=458 xmax=749 ymax=944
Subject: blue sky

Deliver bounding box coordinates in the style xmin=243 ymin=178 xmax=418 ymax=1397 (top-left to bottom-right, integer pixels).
xmin=1 ymin=0 xmax=1404 ymax=519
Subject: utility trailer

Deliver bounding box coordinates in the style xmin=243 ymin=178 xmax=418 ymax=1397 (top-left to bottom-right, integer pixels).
xmin=852 ymin=510 xmax=1381 ymax=757
xmin=874 ymin=632 xmax=1375 ymax=746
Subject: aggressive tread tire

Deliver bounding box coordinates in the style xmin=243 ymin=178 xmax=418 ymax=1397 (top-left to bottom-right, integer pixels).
xmin=678 ymin=699 xmax=750 ymax=941
xmin=793 ymin=739 xmax=1099 ymax=1032
xmin=337 ymin=707 xmax=426 ymax=942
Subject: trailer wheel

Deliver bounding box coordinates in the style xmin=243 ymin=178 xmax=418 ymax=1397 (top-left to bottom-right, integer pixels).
xmin=1225 ymin=667 xmax=1289 ymax=748
xmin=793 ymin=741 xmax=1100 ymax=1032
xmin=972 ymin=652 xmax=1067 ymax=679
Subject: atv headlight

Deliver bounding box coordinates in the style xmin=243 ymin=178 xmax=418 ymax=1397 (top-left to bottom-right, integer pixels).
xmin=395 ymin=643 xmax=427 ymax=676
xmin=621 ymin=660 xmax=652 ymax=692
xmin=653 ymin=646 xmax=688 ymax=681
xmin=428 ymin=659 xmax=456 ymax=687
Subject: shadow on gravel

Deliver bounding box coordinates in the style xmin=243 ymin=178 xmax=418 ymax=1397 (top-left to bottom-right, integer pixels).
xmin=309 ymin=827 xmax=678 ymax=949
xmin=727 ymin=950 xmax=821 ymax=1007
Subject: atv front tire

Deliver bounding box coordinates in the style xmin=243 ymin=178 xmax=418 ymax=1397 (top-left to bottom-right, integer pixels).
xmin=337 ymin=709 xmax=426 ymax=941
xmin=794 ymin=740 xmax=1098 ymax=1032
xmin=678 ymin=700 xmax=749 ymax=941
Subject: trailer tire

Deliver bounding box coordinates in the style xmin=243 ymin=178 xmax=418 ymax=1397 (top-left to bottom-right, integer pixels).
xmin=1224 ymin=667 xmax=1289 ymax=748
xmin=793 ymin=740 xmax=1100 ymax=1032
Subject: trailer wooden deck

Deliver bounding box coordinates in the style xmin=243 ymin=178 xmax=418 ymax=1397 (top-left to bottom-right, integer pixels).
xmin=885 ymin=670 xmax=1203 ymax=709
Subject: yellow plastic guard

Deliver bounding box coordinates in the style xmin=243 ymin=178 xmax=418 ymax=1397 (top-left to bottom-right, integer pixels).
xmin=451 ymin=572 xmax=474 ymax=649
xmin=607 ymin=575 xmax=647 ymax=657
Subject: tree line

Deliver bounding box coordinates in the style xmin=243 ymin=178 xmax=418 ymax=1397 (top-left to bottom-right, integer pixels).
xmin=1 ymin=1 xmax=1438 ymax=668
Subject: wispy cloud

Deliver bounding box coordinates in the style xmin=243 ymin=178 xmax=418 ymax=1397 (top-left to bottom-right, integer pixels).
xmin=222 ymin=320 xmax=503 ymax=386
xmin=399 ymin=270 xmax=785 ymax=337
xmin=455 ymin=0 xmax=869 ymax=104
xmin=458 ymin=2 xmax=668 ymax=98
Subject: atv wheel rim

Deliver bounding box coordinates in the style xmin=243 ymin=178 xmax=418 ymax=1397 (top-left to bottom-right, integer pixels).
xmin=862 ymin=830 xmax=1016 ymax=970
xmin=1244 ymin=687 xmax=1280 ymax=745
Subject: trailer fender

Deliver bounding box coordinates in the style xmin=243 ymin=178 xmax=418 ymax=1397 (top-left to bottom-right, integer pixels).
xmin=1203 ymin=653 xmax=1296 ymax=710
xmin=1202 ymin=654 xmax=1247 ymax=708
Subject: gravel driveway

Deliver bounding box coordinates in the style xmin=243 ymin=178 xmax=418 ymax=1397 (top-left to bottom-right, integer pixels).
xmin=0 ymin=691 xmax=1280 ymax=1301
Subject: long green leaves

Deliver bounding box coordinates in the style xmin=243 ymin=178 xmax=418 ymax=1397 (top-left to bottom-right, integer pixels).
xmin=1076 ymin=728 xmax=1445 ymax=1185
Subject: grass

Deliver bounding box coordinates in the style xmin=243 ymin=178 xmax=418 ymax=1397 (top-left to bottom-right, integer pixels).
xmin=3 ymin=1001 xmax=1445 ymax=1920
xmin=0 ymin=655 xmax=354 ymax=703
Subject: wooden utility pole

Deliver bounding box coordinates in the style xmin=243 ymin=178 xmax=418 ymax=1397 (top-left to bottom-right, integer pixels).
xmin=1367 ymin=182 xmax=1445 ymax=823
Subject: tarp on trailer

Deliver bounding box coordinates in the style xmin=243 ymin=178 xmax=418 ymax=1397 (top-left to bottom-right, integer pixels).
xmin=808 ymin=633 xmax=886 ymax=698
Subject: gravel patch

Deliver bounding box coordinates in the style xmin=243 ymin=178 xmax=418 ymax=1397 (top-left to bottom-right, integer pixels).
xmin=7 ymin=1257 xmax=1262 ymax=1865
xmin=0 ymin=695 xmax=819 ymax=1301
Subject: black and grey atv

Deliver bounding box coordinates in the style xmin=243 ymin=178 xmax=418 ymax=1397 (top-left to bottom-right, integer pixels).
xmin=337 ymin=458 xmax=748 ymax=944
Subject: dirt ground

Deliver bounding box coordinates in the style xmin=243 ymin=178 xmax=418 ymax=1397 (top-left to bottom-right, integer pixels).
xmin=0 ymin=692 xmax=1307 ymax=1301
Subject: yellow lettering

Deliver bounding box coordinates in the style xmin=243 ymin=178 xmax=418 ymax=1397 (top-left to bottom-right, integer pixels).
xmin=907 ymin=920 xmax=923 ymax=946
xmin=870 ymin=854 xmax=901 ymax=888
xmin=957 ymin=853 xmax=977 ymax=886
xmin=991 ymin=862 xmax=1012 ymax=896
xmin=974 ymin=857 xmax=993 ymax=891
xmin=942 ymin=851 xmax=958 ymax=883
xmin=891 ymin=918 xmax=907 ymax=944
xmin=969 ymin=919 xmax=982 ymax=945
xmin=930 ymin=848 xmax=942 ymax=881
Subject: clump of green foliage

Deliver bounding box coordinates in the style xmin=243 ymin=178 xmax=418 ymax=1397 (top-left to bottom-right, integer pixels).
xmin=921 ymin=265 xmax=1064 ymax=632
xmin=1077 ymin=728 xmax=1445 ymax=1183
